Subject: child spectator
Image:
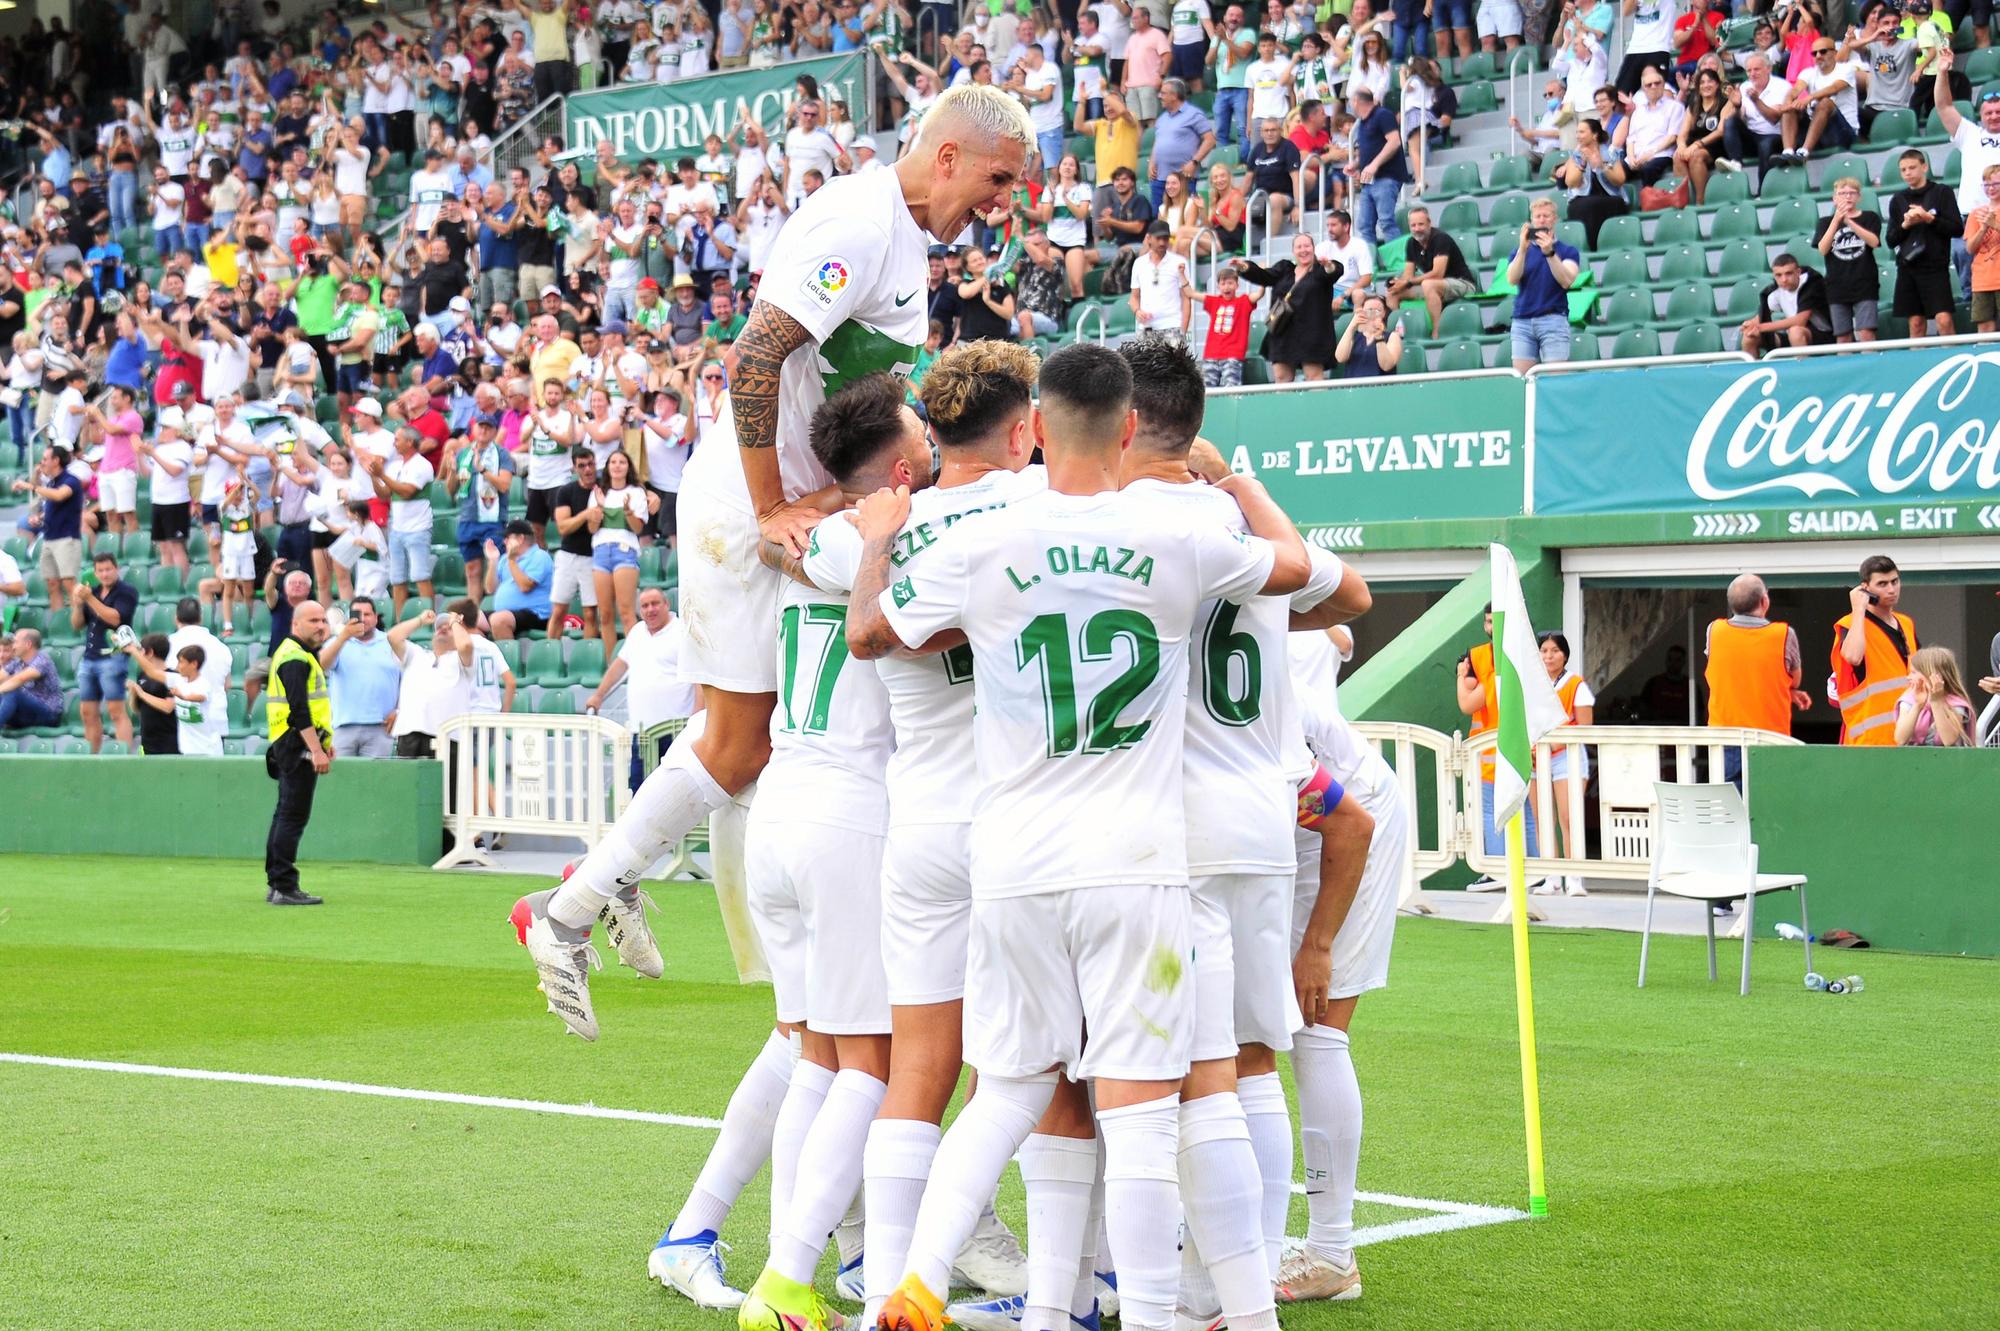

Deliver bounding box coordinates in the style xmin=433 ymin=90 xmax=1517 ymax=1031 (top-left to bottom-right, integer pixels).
xmin=1895 ymin=645 xmax=1974 ymax=747
xmin=1199 ymin=265 xmax=1255 ymax=386
xmin=122 ymin=633 xmax=182 ymax=755
xmin=1967 ymin=165 xmax=2000 ymax=334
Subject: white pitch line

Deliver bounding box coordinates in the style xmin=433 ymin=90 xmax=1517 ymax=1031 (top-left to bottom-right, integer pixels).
xmin=1 ymin=1052 xmax=1532 ymax=1246
xmin=0 ymin=1053 xmax=728 ymax=1130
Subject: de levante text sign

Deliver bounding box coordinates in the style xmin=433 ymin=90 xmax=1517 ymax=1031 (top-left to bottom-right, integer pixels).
xmin=1534 ymin=348 xmax=2000 ymax=533
xmin=1206 ymin=374 xmax=1527 ymax=540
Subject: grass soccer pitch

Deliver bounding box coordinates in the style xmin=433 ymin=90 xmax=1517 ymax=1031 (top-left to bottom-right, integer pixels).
xmin=0 ymin=856 xmax=1994 ymax=1331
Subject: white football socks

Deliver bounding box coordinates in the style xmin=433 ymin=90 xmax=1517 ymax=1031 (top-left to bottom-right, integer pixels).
xmin=1096 ymin=1095 xmax=1182 ymax=1331
xmin=1073 ymin=1159 xmax=1105 ymax=1320
xmin=769 ymin=1058 xmax=837 ymax=1248
xmin=1020 ymin=1134 xmax=1098 ymax=1331
xmin=1292 ymin=1024 xmax=1361 ymax=1262
xmin=549 ymin=737 xmax=729 ymax=928
xmin=769 ymin=1068 xmax=886 ymax=1284
xmin=902 ymin=1072 xmax=1057 ymax=1298
xmin=668 ymin=1030 xmax=796 ymax=1241
xmin=1236 ymin=1071 xmax=1293 ymax=1278
xmin=1177 ymin=1093 xmax=1276 ymax=1331
xmin=863 ymin=1117 xmax=942 ymax=1325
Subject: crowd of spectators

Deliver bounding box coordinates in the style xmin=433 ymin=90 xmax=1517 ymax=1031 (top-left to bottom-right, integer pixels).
xmin=0 ymin=0 xmax=1996 ymax=754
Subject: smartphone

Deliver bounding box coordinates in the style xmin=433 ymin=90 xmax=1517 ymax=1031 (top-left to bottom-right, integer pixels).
xmin=1866 ymin=591 xmax=1880 ymax=604
xmin=1530 ymin=227 xmax=1550 ymax=240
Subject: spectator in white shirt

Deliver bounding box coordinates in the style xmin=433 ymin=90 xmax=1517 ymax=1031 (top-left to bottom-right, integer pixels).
xmin=1129 ymin=221 xmax=1193 ymax=341
xmin=584 ymin=585 xmax=700 ymax=790
xmin=1781 ymin=36 xmax=1860 ymax=161
xmin=363 ymin=425 xmax=437 ymax=620
xmin=389 ymin=607 xmax=473 ymax=759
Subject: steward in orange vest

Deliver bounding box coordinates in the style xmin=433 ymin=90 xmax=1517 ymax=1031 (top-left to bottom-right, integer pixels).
xmin=1705 ymin=575 xmax=1805 ymax=737
xmin=1831 ymin=559 xmax=1917 ymax=747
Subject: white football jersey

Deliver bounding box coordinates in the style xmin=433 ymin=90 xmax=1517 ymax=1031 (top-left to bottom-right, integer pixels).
xmin=698 ymin=169 xmax=932 ymax=503
xmin=1126 ymin=480 xmax=1342 ymax=873
xmin=1295 ymin=668 xmax=1392 ymax=794
xmin=765 ymin=547 xmax=897 ymax=835
xmin=805 ymin=466 xmax=1049 ymax=826
xmin=881 ymin=488 xmax=1278 ymax=898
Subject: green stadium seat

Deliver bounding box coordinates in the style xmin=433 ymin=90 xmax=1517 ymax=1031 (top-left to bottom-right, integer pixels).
xmin=1598 ymin=249 xmax=1650 ymax=289
xmin=1656 ymin=244 xmax=1711 ymax=284
xmin=1865 ymin=107 xmax=1917 ymax=146
xmin=0 ymin=736 xmax=16 ymax=754
xmin=92 ymin=531 xmax=121 ymax=559
xmin=1456 ymin=81 xmax=1499 ymax=116
xmin=534 ymin=685 xmax=578 ymax=715
xmin=1609 ymin=327 xmax=1663 ymax=360
xmin=1487 ymin=194 xmax=1531 ymax=232
xmin=1435 ymin=302 xmax=1483 ymax=340
xmin=188 ymin=560 xmax=214 ymax=587
xmin=1595 ymin=287 xmax=1655 ymax=330
xmin=1661 ymin=282 xmax=1715 ymax=324
xmin=1694 ymin=173 xmax=1751 ymax=213
xmin=1758 ymin=161 xmax=1812 ymax=200
xmin=1241 ymin=356 xmax=1271 ymax=385
xmin=430 ymin=510 xmax=458 ymax=547
xmin=433 ymin=550 xmax=466 ymax=596
xmin=18 ymin=736 xmax=55 ymax=754
xmin=1454 ymin=51 xmax=1497 ymax=82
xmin=1943 ymin=146 xmax=1962 ymax=186
xmin=1556 ymin=220 xmax=1589 ymax=253
xmin=1821 ymin=154 xmax=1872 ymax=189
xmin=242 ymin=735 xmax=269 ymax=758
xmin=1766 ymin=197 xmax=1822 ymax=240
xmin=1720 ymin=271 xmax=1768 ymax=319
xmin=1438 ymin=161 xmax=1483 ymax=198
xmin=2 ymin=535 xmax=27 ymax=564
xmin=1439 ymin=198 xmax=1481 ymax=234
xmin=495 ymin=639 xmax=522 ymax=673
xmin=55 ymin=735 xmax=90 ymax=755
xmin=1435 ymin=339 xmax=1485 ymax=372
xmin=1716 ymin=239 xmax=1769 ymax=281
xmin=1592 ymin=213 xmax=1640 ymax=252
xmin=1392 ymin=306 xmax=1432 ymax=339
xmin=121 ymin=533 xmax=154 ymax=565
xmin=1649 ymin=209 xmax=1699 ymax=248
xmin=566 ymin=639 xmax=607 ymax=685
xmin=1483 ymin=155 xmax=1532 ymax=195
xmin=1707 ymin=202 xmax=1760 ymax=239
xmin=1398 ymin=340 xmax=1430 ymax=374
xmin=522 ymin=638 xmax=567 ymax=686
xmin=1672 ymin=322 xmax=1724 ymax=355
xmin=639 ymin=546 xmax=666 ymax=581
xmin=226 ymin=690 xmax=250 ymax=733
xmin=98 ymin=740 xmax=129 ymax=756
xmin=148 ymin=565 xmax=185 ymax=598
xmin=221 ymin=737 xmax=246 ymax=755
xmin=1918 ymin=103 xmax=1968 ymax=145
xmin=138 ymin=603 xmax=177 ymax=636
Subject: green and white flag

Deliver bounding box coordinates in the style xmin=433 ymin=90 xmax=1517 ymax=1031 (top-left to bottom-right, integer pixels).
xmin=1489 ymin=543 xmax=1567 ymax=829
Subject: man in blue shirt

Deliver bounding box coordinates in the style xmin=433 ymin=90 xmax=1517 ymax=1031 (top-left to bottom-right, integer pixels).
xmin=71 ymin=551 xmax=140 ymax=752
xmin=485 ymin=519 xmax=555 ymax=640
xmin=475 ymin=183 xmax=521 ymax=311
xmin=1348 ymin=86 xmax=1410 ymax=247
xmin=1147 ymin=79 xmax=1217 ymax=207
xmin=319 ymin=596 xmax=404 ymax=757
xmin=1504 ymin=197 xmax=1581 ymax=369
xmin=12 ymin=445 xmax=85 ymax=611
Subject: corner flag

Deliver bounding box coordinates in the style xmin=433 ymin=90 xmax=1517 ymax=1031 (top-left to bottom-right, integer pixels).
xmin=1488 ymin=543 xmax=1558 ymax=1218
xmin=1489 ymin=544 xmax=1567 ymax=828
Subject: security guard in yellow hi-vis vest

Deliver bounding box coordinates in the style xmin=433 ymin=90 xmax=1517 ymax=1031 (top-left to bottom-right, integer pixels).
xmin=264 ymin=600 xmax=334 ymax=905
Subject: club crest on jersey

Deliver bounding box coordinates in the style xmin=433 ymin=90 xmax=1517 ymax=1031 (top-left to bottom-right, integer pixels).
xmin=804 ymin=258 xmax=851 ymax=309
xmin=891 ymin=576 xmax=916 ymax=607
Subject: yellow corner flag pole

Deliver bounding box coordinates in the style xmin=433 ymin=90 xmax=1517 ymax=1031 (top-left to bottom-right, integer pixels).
xmin=1505 ymin=808 xmax=1550 ymax=1216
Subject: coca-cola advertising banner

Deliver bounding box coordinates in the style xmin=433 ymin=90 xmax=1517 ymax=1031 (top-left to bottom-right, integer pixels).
xmin=1534 ymin=348 xmax=2000 ymax=529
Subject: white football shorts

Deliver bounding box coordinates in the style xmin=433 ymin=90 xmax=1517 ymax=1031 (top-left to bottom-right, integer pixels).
xmin=1291 ymin=759 xmax=1410 ymax=1001
xmin=745 ymin=808 xmax=892 ymax=1035
xmin=880 ymin=820 xmax=973 ymax=1007
xmin=963 ymin=884 xmax=1194 ymax=1083
xmin=673 ymin=452 xmax=781 ymax=694
xmin=1190 ymin=871 xmax=1302 ymax=1062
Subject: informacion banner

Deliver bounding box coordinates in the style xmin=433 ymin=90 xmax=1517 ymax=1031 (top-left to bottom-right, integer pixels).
xmin=1206 ymin=375 xmax=1528 ymax=540
xmin=1534 ymin=347 xmax=2000 ymax=531
xmin=564 ymin=52 xmax=869 ymax=161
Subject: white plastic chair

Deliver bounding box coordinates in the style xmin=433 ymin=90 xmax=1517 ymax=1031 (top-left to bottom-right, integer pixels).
xmin=1640 ymin=782 xmax=1811 ymax=996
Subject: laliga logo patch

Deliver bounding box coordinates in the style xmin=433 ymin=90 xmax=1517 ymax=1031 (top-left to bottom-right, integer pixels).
xmin=891 ymin=576 xmax=916 ymax=608
xmin=803 ymin=257 xmax=850 ymax=309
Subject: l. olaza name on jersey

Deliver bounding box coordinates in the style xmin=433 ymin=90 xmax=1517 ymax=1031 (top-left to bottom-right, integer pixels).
xmin=1005 ymin=544 xmax=1157 ymax=591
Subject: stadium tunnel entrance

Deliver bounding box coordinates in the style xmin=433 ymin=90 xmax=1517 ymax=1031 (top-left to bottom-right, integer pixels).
xmin=1560 ymin=538 xmax=2000 ymax=747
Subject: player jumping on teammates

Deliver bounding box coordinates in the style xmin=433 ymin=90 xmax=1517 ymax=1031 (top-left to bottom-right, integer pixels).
xmin=509 ymin=83 xmax=1036 ymax=1041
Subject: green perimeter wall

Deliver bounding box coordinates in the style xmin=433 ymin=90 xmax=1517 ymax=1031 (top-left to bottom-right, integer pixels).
xmin=2 ymin=757 xmax=442 ymax=866
xmin=1750 ymin=747 xmax=2000 ymax=957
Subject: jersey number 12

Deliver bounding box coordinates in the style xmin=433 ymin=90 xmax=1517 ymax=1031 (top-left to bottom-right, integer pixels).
xmin=1015 ymin=610 xmax=1160 ymax=758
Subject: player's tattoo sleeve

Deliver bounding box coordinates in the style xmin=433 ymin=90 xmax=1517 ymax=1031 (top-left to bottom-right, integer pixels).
xmin=730 ymin=301 xmax=813 ymax=453
xmin=756 ymin=537 xmax=814 ymax=587
xmin=845 ymin=528 xmax=908 ymax=660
